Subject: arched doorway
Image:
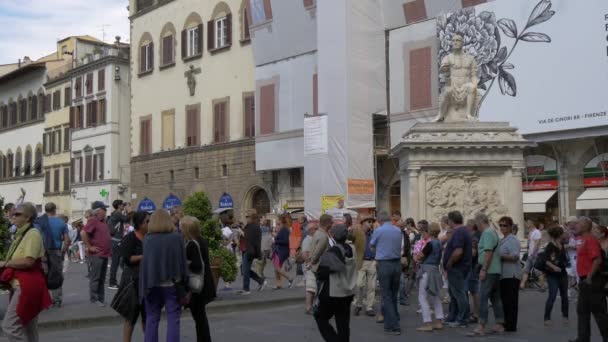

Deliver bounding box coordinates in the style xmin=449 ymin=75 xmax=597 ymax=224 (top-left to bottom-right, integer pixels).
xmin=251 ymin=188 xmax=270 ymax=215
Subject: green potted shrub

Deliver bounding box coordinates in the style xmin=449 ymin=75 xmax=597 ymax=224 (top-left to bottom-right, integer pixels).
xmin=183 ymin=192 xmax=237 ymax=288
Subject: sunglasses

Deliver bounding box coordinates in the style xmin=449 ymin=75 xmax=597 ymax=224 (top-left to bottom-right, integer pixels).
xmin=499 ymin=224 xmax=510 ymax=228
xmin=12 ymin=212 xmax=23 ymax=217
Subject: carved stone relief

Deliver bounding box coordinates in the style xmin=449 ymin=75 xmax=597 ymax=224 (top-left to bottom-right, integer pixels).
xmin=425 ymin=171 xmax=509 ymax=221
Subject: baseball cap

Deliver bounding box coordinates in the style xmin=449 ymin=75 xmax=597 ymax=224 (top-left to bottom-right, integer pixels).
xmin=91 ymin=201 xmax=109 ymax=210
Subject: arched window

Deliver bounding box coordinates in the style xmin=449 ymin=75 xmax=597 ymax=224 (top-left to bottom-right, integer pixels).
xmin=9 ymin=100 xmax=17 ymax=126
xmin=34 ymin=146 xmax=42 ymax=174
xmin=138 ymin=32 xmax=154 ymax=74
xmin=14 ymin=148 xmax=21 ymax=177
xmin=18 ymin=96 xmax=27 ymax=123
xmin=208 ymin=2 xmax=232 ymax=51
xmin=240 ymin=0 xmax=251 ymax=41
xmin=7 ymin=150 xmax=13 ymax=178
xmin=159 ymin=22 xmax=176 ymax=67
xmin=182 ymin=13 xmax=203 ymax=59
xmin=0 ymin=152 xmax=3 ymax=179
xmin=37 ymin=90 xmax=45 ymax=119
xmin=0 ymin=103 xmax=6 ymax=128
xmin=30 ymin=94 xmax=38 ymax=120
xmin=24 ymin=147 xmax=32 ymax=176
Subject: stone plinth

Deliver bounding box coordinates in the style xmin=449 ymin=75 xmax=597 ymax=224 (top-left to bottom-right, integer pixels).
xmin=392 ymin=122 xmax=535 ymax=238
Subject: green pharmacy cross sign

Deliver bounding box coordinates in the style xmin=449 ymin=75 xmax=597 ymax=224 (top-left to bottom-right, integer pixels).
xmin=100 ymin=189 xmax=109 ymax=198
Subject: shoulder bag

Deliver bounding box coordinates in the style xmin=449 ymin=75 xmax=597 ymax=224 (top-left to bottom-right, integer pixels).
xmin=187 ymin=240 xmax=205 ymax=294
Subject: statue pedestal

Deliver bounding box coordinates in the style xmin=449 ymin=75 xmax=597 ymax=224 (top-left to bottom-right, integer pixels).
xmin=392 ymin=122 xmax=535 ymax=238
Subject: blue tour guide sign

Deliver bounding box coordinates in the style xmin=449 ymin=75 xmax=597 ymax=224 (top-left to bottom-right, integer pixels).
xmin=138 ymin=198 xmax=157 ymax=212
xmin=162 ymin=194 xmax=182 ymax=210
xmin=219 ymin=193 xmax=233 ymax=209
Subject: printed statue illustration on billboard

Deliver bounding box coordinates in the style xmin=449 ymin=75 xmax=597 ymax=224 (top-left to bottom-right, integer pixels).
xmin=437 ymin=0 xmax=556 ymax=117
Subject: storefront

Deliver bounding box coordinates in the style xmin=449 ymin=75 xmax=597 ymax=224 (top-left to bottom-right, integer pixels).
xmin=522 ymin=155 xmax=559 ymax=223
xmin=577 ymin=153 xmax=608 ymax=225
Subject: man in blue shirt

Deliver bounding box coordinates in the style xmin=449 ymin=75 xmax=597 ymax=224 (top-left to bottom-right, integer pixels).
xmin=370 ymin=211 xmax=403 ymax=335
xmin=443 ymin=210 xmax=473 ymax=328
xmin=46 ymin=202 xmax=70 ymax=307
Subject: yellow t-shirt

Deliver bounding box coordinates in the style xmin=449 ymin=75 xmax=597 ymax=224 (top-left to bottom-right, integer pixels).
xmin=9 ymin=226 xmax=45 ymax=261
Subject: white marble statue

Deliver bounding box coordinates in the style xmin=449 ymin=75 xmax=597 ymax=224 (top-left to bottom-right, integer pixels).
xmin=435 ymin=34 xmax=480 ymax=122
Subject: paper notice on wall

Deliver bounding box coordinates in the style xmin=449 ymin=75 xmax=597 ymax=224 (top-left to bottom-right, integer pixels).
xmin=348 ymin=179 xmax=376 ymax=204
xmin=304 ymin=115 xmax=328 ymax=155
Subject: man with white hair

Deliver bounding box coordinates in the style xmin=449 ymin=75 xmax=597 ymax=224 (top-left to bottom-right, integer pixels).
xmin=81 ymin=201 xmax=112 ymax=307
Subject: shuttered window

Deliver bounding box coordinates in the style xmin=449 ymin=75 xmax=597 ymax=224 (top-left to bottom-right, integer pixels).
xmin=18 ymin=98 xmax=26 ymax=122
xmin=260 ymin=84 xmax=275 ymax=135
xmin=244 ymin=95 xmax=255 ymax=137
xmin=403 ymin=0 xmax=427 ymax=24
xmin=85 ymin=73 xmax=93 ymax=95
xmin=462 ymin=0 xmax=486 ymax=7
xmin=97 ymin=153 xmax=104 ymax=180
xmin=45 ymin=171 xmax=51 ymax=193
xmin=140 ymin=43 xmax=154 ymax=73
xmin=162 ymin=35 xmax=174 ymax=65
xmin=186 ymin=107 xmax=200 ymax=147
xmin=242 ymin=6 xmax=251 ymax=40
xmin=85 ymin=155 xmax=92 ymax=182
xmin=64 ymin=87 xmax=71 ymax=107
xmin=250 ymin=0 xmax=272 ymax=25
xmin=53 ymin=90 xmax=61 ymax=110
xmin=184 ymin=25 xmax=203 ymax=57
xmin=9 ymin=102 xmax=17 ymax=125
xmin=63 ymin=167 xmax=70 ymax=191
xmin=30 ymin=95 xmax=37 ymax=120
xmin=409 ymin=47 xmax=432 ymax=111
xmin=75 ymin=77 xmax=82 ymax=98
xmin=214 ymin=14 xmax=232 ymax=49
xmin=161 ymin=111 xmax=175 ymax=150
xmin=140 ymin=118 xmax=152 ymax=155
xmin=213 ymin=102 xmax=228 ymax=143
xmin=98 ymin=69 xmax=105 ymax=91
xmin=1 ymin=105 xmax=7 ymax=127
xmin=92 ymin=154 xmax=97 ymax=181
xmin=87 ymin=101 xmax=98 ymax=127
xmin=98 ymin=99 xmax=106 ymax=124
xmin=54 ymin=169 xmax=60 ymax=192
xmin=44 ymin=94 xmax=51 ymax=113
xmin=64 ymin=127 xmax=70 ymax=151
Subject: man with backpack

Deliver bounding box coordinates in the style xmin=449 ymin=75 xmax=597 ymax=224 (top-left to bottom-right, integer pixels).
xmin=107 ymin=200 xmax=128 ymax=290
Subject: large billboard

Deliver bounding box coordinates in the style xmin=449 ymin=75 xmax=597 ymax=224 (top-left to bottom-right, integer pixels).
xmin=437 ymin=0 xmax=608 ymax=135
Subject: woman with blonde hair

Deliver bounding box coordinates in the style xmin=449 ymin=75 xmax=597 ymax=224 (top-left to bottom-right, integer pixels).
xmin=182 ymin=216 xmax=216 ymax=342
xmin=140 ymin=209 xmax=187 ymax=342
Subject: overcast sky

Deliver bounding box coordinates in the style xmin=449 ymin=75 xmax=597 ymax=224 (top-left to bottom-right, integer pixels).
xmin=0 ymin=0 xmax=130 ymax=65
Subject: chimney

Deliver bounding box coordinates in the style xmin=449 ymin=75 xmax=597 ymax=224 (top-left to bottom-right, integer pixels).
xmin=115 ymin=36 xmax=121 ymax=45
xmin=22 ymin=56 xmax=31 ymax=64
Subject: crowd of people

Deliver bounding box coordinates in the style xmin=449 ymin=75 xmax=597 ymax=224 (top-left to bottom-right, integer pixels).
xmin=1 ymin=196 xmax=607 ymax=342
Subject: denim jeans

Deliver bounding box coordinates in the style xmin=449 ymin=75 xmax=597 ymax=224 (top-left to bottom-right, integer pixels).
xmin=479 ymin=273 xmax=504 ymax=325
xmin=242 ymin=252 xmax=264 ymax=291
xmin=447 ymin=269 xmax=470 ymax=325
xmin=145 ymin=286 xmax=181 ymax=342
xmin=544 ymin=273 xmax=569 ymax=321
xmin=377 ymin=260 xmax=401 ymax=331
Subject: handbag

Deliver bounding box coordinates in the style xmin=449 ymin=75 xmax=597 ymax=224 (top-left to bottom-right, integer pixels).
xmin=187 ymin=240 xmax=205 ymax=294
xmin=111 ymin=278 xmax=139 ymax=322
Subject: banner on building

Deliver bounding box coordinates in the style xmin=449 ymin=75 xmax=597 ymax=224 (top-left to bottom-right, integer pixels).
xmin=304 ymin=115 xmax=328 ymax=155
xmin=438 ymin=0 xmax=608 ymax=135
xmin=321 ymin=195 xmax=344 ymax=214
xmin=523 ymin=155 xmax=558 ymax=191
xmin=583 ymin=153 xmax=608 ymax=187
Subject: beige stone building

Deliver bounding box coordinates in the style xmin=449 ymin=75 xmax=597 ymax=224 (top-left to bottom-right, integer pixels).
xmin=129 ymin=0 xmax=267 ymax=217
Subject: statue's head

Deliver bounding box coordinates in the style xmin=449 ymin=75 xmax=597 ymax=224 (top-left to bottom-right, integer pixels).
xmin=452 ymin=34 xmax=464 ymax=51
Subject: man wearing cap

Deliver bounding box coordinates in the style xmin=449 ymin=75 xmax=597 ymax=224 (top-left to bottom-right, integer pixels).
xmin=81 ymin=201 xmax=112 ymax=306
xmin=353 ymin=215 xmax=377 ymax=317
xmin=107 ymin=199 xmax=128 ymax=290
